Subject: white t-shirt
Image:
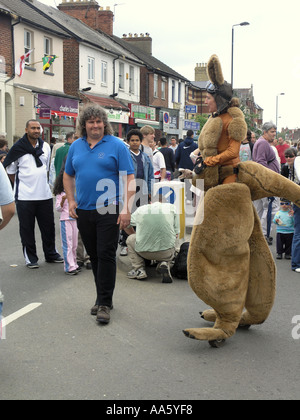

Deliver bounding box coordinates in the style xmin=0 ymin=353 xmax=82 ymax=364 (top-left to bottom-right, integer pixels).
xmin=0 ymin=163 xmax=14 ymax=205
xmin=152 ymin=150 xmax=166 ymax=179
xmin=6 ymin=142 xmax=52 ymax=201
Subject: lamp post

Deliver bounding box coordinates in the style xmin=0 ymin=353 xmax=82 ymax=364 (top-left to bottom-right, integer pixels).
xmin=276 ymin=93 xmax=285 ymax=134
xmin=231 ymin=22 xmax=250 ymax=88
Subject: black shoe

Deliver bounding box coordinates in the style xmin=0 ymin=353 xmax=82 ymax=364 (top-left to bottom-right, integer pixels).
xmin=276 ymin=254 xmax=282 ymax=259
xmin=285 ymin=254 xmax=291 ymax=260
xmin=77 ymin=261 xmax=84 ymax=268
xmin=46 ymin=256 xmax=64 ymax=263
xmin=86 ymin=262 xmax=92 ymax=270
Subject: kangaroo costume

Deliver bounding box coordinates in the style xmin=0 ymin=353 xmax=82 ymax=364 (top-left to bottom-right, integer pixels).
xmin=183 ymin=55 xmax=300 ymax=347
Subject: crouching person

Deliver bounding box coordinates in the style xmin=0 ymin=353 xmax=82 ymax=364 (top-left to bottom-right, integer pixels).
xmin=125 ymin=194 xmax=180 ymax=283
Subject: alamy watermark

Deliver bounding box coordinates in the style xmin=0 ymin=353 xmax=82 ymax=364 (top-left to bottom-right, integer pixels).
xmin=291 ymin=315 xmax=300 ymax=340
xmin=95 ymin=173 xmax=205 ymax=225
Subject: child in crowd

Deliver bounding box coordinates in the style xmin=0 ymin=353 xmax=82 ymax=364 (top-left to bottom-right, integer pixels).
xmin=119 ymin=129 xmax=154 ymax=257
xmin=273 ymin=198 xmax=294 ymax=259
xmin=53 ymin=168 xmax=79 ymax=275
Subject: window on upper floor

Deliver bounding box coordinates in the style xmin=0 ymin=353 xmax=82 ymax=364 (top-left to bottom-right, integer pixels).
xmin=154 ymin=74 xmax=158 ymax=98
xmin=129 ymin=66 xmax=134 ymax=94
xmin=101 ymin=61 xmax=107 ymax=85
xmin=24 ymin=30 xmax=33 ymax=65
xmin=172 ymin=80 xmax=175 ymax=103
xmin=44 ymin=37 xmax=52 ymax=57
xmin=178 ymin=82 xmax=181 ymax=103
xmin=119 ymin=62 xmax=125 ymax=89
xmin=88 ymin=56 xmax=95 ymax=82
xmin=161 ymin=80 xmax=166 ymax=100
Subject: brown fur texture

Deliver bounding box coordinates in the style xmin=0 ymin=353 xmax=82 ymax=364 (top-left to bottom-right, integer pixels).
xmin=184 ymin=163 xmax=300 ymax=343
xmin=194 ymin=107 xmax=247 ymax=191
xmin=207 ymin=54 xmax=224 ymax=85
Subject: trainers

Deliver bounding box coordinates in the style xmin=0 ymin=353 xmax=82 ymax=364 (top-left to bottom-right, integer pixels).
xmin=96 ymin=306 xmax=111 ymax=324
xmin=65 ymin=270 xmax=78 ymax=275
xmin=157 ymin=261 xmax=173 ymax=283
xmin=120 ymin=246 xmax=128 ymax=256
xmin=295 ymin=268 xmax=300 ymax=273
xmin=46 ymin=256 xmax=64 ymax=263
xmin=26 ymin=262 xmax=39 ymax=269
xmin=276 ymin=254 xmax=282 ymax=259
xmin=127 ymin=268 xmax=147 ymax=280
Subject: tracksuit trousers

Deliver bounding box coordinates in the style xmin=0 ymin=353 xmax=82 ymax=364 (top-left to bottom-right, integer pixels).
xmin=16 ymin=199 xmax=60 ymax=265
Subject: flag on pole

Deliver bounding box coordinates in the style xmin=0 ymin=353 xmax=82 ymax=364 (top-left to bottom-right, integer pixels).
xmin=42 ymin=55 xmax=57 ymax=71
xmin=15 ymin=50 xmax=33 ymax=77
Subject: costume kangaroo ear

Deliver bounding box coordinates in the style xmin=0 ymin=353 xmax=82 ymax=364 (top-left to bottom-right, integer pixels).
xmin=207 ymin=54 xmax=224 ymax=86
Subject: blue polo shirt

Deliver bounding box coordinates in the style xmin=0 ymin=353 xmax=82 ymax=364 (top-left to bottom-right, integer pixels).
xmin=65 ymin=135 xmax=134 ymax=210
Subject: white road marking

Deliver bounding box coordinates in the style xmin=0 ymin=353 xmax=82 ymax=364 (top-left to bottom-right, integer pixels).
xmin=1 ymin=303 xmax=42 ymax=327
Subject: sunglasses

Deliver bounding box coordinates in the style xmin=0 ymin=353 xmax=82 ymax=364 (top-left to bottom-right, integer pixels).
xmin=285 ymin=155 xmax=295 ymax=158
xmin=280 ymin=202 xmax=291 ymax=205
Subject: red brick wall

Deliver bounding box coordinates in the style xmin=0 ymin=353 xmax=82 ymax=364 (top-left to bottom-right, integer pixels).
xmin=0 ymin=14 xmax=13 ymax=77
xmin=63 ymin=39 xmax=80 ymax=97
xmin=58 ymin=4 xmax=113 ymax=35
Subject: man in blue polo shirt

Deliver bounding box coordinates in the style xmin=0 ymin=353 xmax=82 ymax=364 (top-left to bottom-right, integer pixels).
xmin=64 ymin=104 xmax=135 ymax=325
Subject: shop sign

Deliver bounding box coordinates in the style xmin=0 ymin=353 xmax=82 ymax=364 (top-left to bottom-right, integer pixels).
xmin=129 ymin=104 xmax=156 ymax=121
xmin=37 ymin=94 xmax=78 ymax=118
xmin=106 ymin=110 xmax=129 ymax=124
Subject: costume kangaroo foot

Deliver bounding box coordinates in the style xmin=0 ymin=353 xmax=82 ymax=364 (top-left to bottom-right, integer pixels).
xmin=199 ymin=208 xmax=276 ymax=328
xmin=183 ymin=183 xmax=254 ymax=342
xmin=184 ymin=162 xmax=300 ymax=345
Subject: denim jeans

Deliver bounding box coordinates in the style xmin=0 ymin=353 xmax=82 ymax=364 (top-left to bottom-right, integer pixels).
xmin=292 ymin=204 xmax=300 ymax=270
xmin=76 ymin=206 xmax=119 ymax=307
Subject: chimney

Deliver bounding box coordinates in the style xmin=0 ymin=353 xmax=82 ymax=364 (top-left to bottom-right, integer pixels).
xmin=122 ymin=33 xmax=152 ymax=55
xmin=57 ymin=1 xmax=114 ymax=36
xmin=195 ymin=63 xmax=208 ymax=82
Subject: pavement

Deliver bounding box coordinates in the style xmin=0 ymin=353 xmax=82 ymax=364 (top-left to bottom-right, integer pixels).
xmin=1 ymin=204 xmax=300 ymax=401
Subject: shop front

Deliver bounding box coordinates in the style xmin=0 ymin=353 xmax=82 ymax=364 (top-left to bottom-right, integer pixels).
xmin=36 ymin=93 xmax=79 ymax=142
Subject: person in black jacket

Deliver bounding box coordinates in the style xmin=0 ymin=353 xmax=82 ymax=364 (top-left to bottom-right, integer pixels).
xmin=159 ymin=137 xmax=175 ymax=179
xmin=175 ymin=130 xmax=198 ymax=171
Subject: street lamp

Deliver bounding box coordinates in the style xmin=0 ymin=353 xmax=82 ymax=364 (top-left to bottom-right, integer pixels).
xmin=276 ymin=93 xmax=285 ymax=134
xmin=231 ymin=22 xmax=250 ymax=88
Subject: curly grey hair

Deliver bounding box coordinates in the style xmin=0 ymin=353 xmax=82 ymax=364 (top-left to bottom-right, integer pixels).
xmin=77 ymin=103 xmax=113 ymax=137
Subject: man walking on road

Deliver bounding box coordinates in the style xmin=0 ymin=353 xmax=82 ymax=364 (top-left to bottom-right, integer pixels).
xmin=4 ymin=120 xmax=63 ymax=269
xmin=64 ymin=104 xmax=135 ymax=325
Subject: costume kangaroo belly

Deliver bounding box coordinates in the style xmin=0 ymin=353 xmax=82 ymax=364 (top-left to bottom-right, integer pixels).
xmin=183 ymin=55 xmax=300 ymax=347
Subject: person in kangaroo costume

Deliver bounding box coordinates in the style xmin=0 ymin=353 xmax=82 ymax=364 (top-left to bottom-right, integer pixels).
xmin=182 ymin=54 xmax=300 ymax=347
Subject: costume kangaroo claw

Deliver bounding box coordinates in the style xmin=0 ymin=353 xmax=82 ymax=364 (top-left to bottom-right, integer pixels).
xmin=183 ymin=55 xmax=300 ymax=345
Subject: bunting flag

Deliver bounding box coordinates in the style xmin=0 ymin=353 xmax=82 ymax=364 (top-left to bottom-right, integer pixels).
xmin=15 ymin=49 xmax=33 ymax=77
xmin=42 ymin=55 xmax=57 ymax=71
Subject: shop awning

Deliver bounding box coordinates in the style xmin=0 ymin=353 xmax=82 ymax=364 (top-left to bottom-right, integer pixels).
xmin=83 ymin=94 xmax=128 ymax=111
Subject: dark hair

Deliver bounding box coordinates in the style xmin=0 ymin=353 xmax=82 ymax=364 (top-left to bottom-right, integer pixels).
xmin=187 ymin=130 xmax=194 ymax=137
xmin=246 ymin=130 xmax=251 ymax=142
xmin=284 ymin=147 xmax=297 ymax=157
xmin=53 ymin=166 xmax=65 ymax=196
xmin=160 ymin=137 xmax=167 ymax=146
xmin=127 ymin=129 xmax=142 ymax=142
xmin=66 ymin=131 xmax=75 ymax=142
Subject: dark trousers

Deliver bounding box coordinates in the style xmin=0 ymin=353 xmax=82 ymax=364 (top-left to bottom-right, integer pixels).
xmin=276 ymin=232 xmax=293 ymax=256
xmin=16 ymin=199 xmax=60 ymax=264
xmin=76 ymin=207 xmax=119 ymax=307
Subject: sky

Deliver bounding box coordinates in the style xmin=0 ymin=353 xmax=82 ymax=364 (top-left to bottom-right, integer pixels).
xmin=40 ymin=0 xmax=300 ymax=131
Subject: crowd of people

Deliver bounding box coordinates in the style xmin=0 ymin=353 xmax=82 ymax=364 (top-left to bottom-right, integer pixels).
xmin=1 ymin=99 xmax=300 ymax=327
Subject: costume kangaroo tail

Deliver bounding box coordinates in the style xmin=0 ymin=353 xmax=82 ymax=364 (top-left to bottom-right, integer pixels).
xmin=237 ymin=160 xmax=300 ymax=205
